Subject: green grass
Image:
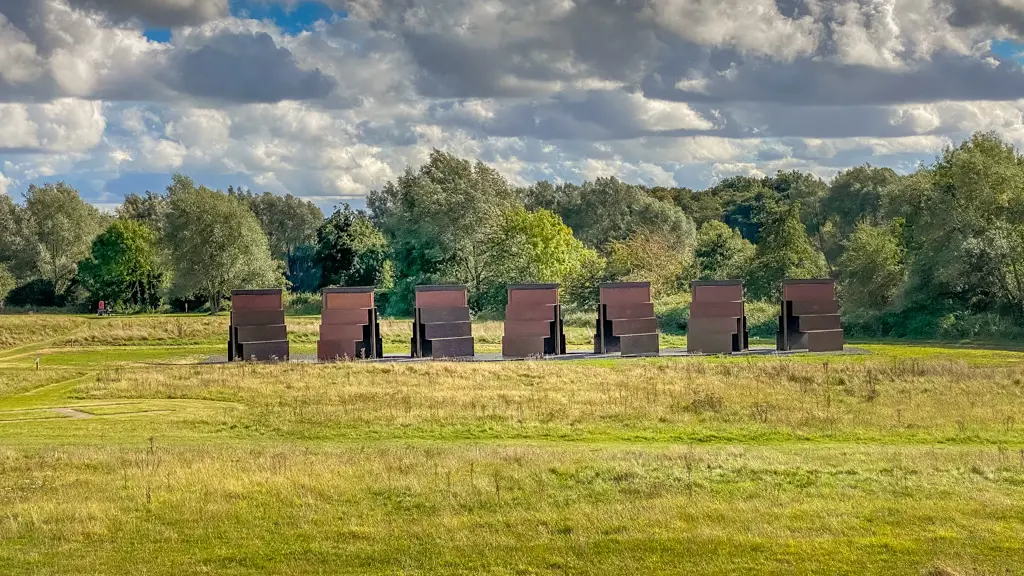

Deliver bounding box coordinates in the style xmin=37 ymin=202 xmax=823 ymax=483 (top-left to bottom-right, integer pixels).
xmin=1 ymin=315 xmax=1024 ymax=574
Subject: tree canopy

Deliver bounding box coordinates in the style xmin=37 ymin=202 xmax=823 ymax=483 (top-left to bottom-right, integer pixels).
xmin=315 ymin=204 xmax=393 ymax=290
xmin=22 ymin=183 xmax=106 ymax=294
xmin=3 ymin=131 xmax=1024 ymax=340
xmin=746 ymin=198 xmax=829 ymax=301
xmin=368 ymin=149 xmax=519 ymax=300
xmin=163 ymin=175 xmax=283 ymax=312
xmin=78 ymin=220 xmax=163 ymax=311
xmin=0 ymin=264 xmax=14 ymax=309
xmin=694 ymin=221 xmax=755 ymax=282
xmin=479 ymin=207 xmax=599 ymax=310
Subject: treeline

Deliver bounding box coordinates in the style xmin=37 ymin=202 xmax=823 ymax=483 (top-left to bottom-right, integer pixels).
xmin=1 ymin=131 xmax=1023 ymax=340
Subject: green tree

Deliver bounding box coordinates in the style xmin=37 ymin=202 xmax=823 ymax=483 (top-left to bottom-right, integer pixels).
xmin=368 ymin=149 xmax=518 ymax=298
xmin=544 ymin=177 xmax=696 ymax=252
xmin=837 ymin=222 xmax=906 ymax=311
xmin=0 ymin=264 xmax=14 ymax=310
xmin=479 ymin=207 xmax=600 ymax=311
xmin=607 ymin=229 xmax=694 ymax=299
xmin=706 ymin=176 xmax=780 ymax=242
xmin=769 ymin=171 xmax=837 ymax=270
xmin=22 ymin=182 xmax=105 ymax=294
xmin=823 ymin=165 xmax=900 ymax=237
xmin=746 ymin=199 xmax=829 ymax=301
xmin=694 ymin=221 xmax=755 ymax=281
xmin=658 ymin=185 xmax=724 ymax=227
xmin=0 ymin=194 xmax=34 ymax=281
xmin=78 ymin=220 xmax=164 ymax=311
xmin=286 ymin=244 xmax=321 ymax=293
xmin=229 ymin=188 xmax=324 ymax=267
xmin=117 ymin=191 xmax=168 ymax=233
xmin=906 ymin=132 xmax=1024 ymax=316
xmin=163 ymin=175 xmax=283 ymax=312
xmin=315 ymin=204 xmax=393 ymax=289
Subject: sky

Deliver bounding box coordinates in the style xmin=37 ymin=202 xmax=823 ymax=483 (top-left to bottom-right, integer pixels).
xmin=2 ymin=0 xmax=1024 ymax=212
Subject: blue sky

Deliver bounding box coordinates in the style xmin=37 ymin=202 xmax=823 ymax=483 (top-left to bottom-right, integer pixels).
xmin=145 ymin=1 xmax=345 ymax=43
xmin=992 ymin=39 xmax=1024 ymax=62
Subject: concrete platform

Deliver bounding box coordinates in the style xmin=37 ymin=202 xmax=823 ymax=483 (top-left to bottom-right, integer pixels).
xmin=204 ymin=346 xmax=870 ymax=365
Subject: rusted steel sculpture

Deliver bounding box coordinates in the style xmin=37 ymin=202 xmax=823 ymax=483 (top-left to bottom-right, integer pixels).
xmin=317 ymin=287 xmax=383 ymax=361
xmin=228 ymin=289 xmax=289 ymax=362
xmin=777 ymin=279 xmax=844 ymax=352
xmin=687 ymin=280 xmax=749 ymax=354
xmin=411 ymin=285 xmax=475 ymax=359
xmin=502 ymin=284 xmax=566 ymax=359
xmin=593 ymin=282 xmax=659 ymax=355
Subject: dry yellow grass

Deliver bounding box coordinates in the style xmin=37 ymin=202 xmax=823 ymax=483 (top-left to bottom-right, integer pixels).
xmin=0 ymin=315 xmax=86 ymax=350
xmin=2 ymin=314 xmax=1024 ymax=574
xmin=0 ymin=441 xmax=1021 ymax=575
xmin=34 ymin=359 xmax=1019 ymax=445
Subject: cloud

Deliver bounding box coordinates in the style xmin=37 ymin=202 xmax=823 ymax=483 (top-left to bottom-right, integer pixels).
xmin=0 ymin=3 xmax=335 ymax=104
xmin=0 ymin=0 xmax=170 ymax=102
xmin=164 ymin=31 xmax=336 ymax=102
xmin=65 ymin=0 xmax=230 ymax=26
xmin=0 ymin=99 xmax=106 ymax=153
xmin=649 ymin=0 xmax=819 ymax=61
xmin=0 ymin=14 xmax=44 ymax=85
xmin=947 ymin=0 xmax=1024 ymax=35
xmin=427 ymin=90 xmax=716 ymax=141
xmin=645 ymin=52 xmax=1024 ymax=106
xmin=4 ymin=0 xmax=1024 ymax=206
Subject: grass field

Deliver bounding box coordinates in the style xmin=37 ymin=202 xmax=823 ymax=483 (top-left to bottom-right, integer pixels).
xmin=1 ymin=314 xmax=1023 ymax=574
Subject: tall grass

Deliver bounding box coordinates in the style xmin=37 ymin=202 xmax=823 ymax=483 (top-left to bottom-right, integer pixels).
xmin=0 ymin=315 xmax=87 ymax=350
xmin=64 ymin=359 xmax=1024 ymax=444
xmin=3 ymin=357 xmax=1024 ymax=574
xmin=3 ymin=315 xmax=1024 ymax=574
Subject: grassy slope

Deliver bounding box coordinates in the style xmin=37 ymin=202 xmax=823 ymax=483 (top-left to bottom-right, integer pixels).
xmin=0 ymin=315 xmax=1023 ymax=574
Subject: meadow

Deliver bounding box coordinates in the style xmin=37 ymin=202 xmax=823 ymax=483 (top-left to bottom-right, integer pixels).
xmin=1 ymin=314 xmax=1023 ymax=574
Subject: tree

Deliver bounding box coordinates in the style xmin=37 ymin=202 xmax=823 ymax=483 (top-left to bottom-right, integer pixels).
xmin=22 ymin=183 xmax=105 ymax=294
xmin=663 ymin=186 xmax=725 ymax=227
xmin=769 ymin=171 xmax=837 ymax=270
xmin=823 ymin=165 xmax=900 ymax=238
xmin=545 ymin=177 xmax=696 ymax=251
xmin=229 ymin=188 xmax=324 ymax=268
xmin=4 ymin=279 xmax=60 ymax=308
xmin=479 ymin=207 xmax=600 ymax=311
xmin=368 ymin=149 xmax=518 ymax=299
xmin=746 ymin=199 xmax=829 ymax=301
xmin=607 ymin=229 xmax=695 ymax=299
xmin=163 ymin=175 xmax=283 ymax=312
xmin=118 ymin=191 xmax=168 ymax=233
xmin=315 ymin=204 xmax=393 ymax=289
xmin=78 ymin=220 xmax=164 ymax=311
xmin=0 ymin=264 xmax=14 ymax=310
xmin=694 ymin=221 xmax=755 ymax=281
xmin=287 ymin=244 xmax=321 ymax=294
xmin=837 ymin=222 xmax=906 ymax=310
xmin=705 ymin=176 xmax=780 ymax=242
xmin=0 ymin=194 xmax=34 ymax=281
xmin=905 ymin=132 xmax=1024 ymax=316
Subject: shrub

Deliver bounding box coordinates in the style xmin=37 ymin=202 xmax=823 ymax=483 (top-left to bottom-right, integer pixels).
xmin=284 ymin=292 xmax=322 ymax=316
xmin=5 ymin=279 xmax=62 ymax=308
